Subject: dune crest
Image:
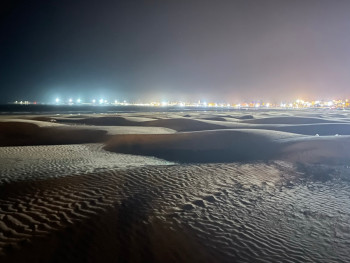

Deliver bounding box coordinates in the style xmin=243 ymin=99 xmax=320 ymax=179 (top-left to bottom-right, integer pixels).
xmin=0 ymin=121 xmax=108 ymax=146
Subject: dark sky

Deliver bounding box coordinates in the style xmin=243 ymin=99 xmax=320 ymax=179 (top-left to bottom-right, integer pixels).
xmin=1 ymin=0 xmax=350 ymax=103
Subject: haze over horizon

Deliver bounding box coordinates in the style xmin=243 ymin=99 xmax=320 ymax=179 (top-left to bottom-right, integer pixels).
xmin=1 ymin=0 xmax=350 ymax=103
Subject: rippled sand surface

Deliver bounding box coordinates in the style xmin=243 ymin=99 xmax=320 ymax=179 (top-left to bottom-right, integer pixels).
xmin=1 ymin=110 xmax=350 ymax=262
xmin=1 ymin=150 xmax=349 ymax=262
xmin=0 ymin=144 xmax=172 ymax=183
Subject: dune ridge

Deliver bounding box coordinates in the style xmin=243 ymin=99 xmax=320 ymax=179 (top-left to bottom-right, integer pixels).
xmin=3 ymin=113 xmax=350 ymax=164
xmin=0 ymin=122 xmax=107 ymax=146
xmin=53 ymin=116 xmax=226 ymax=132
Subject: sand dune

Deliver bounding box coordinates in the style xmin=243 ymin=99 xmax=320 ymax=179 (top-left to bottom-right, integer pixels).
xmin=0 ymin=122 xmax=108 ymax=146
xmin=4 ymin=113 xmax=349 ymax=163
xmin=241 ymin=116 xmax=347 ymax=124
xmin=2 ymin=110 xmax=350 ymax=262
xmin=105 ymin=129 xmax=350 ymax=164
xmin=25 ymin=111 xmax=350 ymax=135
xmin=142 ymin=118 xmax=226 ymax=131
xmin=104 ymin=129 xmax=292 ymax=162
xmin=55 ymin=116 xmax=141 ymax=126
xmin=0 ymin=120 xmax=175 ymax=146
xmin=0 ymin=118 xmax=64 ymax=127
xmin=281 ymin=136 xmax=350 ymax=163
xmin=204 ymin=120 xmax=350 ymax=135
xmin=267 ymin=123 xmax=350 ymax=135
xmin=53 ymin=116 xmax=226 ymax=132
xmin=232 ymin=114 xmax=255 ymax=120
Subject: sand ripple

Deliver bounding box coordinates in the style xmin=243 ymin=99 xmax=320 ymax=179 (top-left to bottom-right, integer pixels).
xmin=0 ymin=161 xmax=349 ymax=262
xmin=0 ymin=144 xmax=172 ymax=183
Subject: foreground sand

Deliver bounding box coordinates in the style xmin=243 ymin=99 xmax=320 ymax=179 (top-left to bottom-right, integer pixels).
xmin=1 ymin=109 xmax=350 ymax=262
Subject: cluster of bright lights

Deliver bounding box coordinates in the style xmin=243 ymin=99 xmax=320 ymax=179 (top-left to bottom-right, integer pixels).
xmin=51 ymin=97 xmax=135 ymax=106
xmin=14 ymin=100 xmax=32 ymax=105
xmin=12 ymin=97 xmax=350 ymax=109
xmin=53 ymin=97 xmax=108 ymax=105
xmin=57 ymin=97 xmax=83 ymax=104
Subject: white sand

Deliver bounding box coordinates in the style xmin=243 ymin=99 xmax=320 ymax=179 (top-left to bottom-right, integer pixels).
xmin=2 ymin=110 xmax=350 ymax=164
xmin=1 ymin=110 xmax=350 ymax=262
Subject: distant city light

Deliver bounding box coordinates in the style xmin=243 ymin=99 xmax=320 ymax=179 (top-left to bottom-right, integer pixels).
xmin=13 ymin=96 xmax=350 ymax=109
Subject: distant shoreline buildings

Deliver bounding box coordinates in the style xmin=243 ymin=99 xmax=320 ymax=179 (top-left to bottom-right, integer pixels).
xmin=11 ymin=98 xmax=350 ymax=109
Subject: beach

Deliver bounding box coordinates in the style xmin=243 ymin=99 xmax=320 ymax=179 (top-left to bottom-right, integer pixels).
xmin=1 ymin=108 xmax=350 ymax=262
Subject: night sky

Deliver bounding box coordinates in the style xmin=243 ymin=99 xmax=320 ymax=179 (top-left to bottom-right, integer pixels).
xmin=1 ymin=0 xmax=350 ymax=103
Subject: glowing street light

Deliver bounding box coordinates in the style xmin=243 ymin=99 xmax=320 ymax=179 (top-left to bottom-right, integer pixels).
xmin=77 ymin=98 xmax=81 ymax=103
xmin=92 ymin=99 xmax=96 ymax=103
xmin=55 ymin=98 xmax=60 ymax=103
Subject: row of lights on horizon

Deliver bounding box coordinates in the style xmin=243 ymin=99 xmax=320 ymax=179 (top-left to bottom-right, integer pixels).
xmin=12 ymin=97 xmax=349 ymax=108
xmin=55 ymin=98 xmax=123 ymax=104
xmin=54 ymin=98 xmax=210 ymax=107
xmin=53 ymin=98 xmax=347 ymax=106
xmin=54 ymin=98 xmax=190 ymax=106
